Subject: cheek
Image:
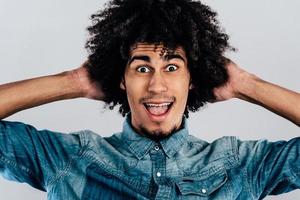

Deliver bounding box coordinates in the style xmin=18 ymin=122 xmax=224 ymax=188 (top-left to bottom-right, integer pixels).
xmin=167 ymin=77 xmax=190 ymax=94
xmin=125 ymin=80 xmax=146 ymax=106
xmin=127 ymin=80 xmax=146 ymax=94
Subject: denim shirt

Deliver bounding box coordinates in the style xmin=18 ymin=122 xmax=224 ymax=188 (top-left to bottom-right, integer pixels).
xmin=0 ymin=117 xmax=299 ymax=200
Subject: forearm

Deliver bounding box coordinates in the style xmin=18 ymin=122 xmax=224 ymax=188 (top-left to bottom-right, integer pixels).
xmin=236 ymin=74 xmax=300 ymax=126
xmin=0 ymin=71 xmax=83 ymax=119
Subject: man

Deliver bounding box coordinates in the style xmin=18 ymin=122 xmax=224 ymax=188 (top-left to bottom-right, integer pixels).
xmin=0 ymin=0 xmax=299 ymax=199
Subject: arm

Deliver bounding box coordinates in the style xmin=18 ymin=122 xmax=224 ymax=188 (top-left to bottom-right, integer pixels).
xmin=0 ymin=63 xmax=104 ymax=188
xmin=213 ymin=60 xmax=300 ymax=126
xmin=238 ymin=137 xmax=300 ymax=199
xmin=0 ymin=63 xmax=104 ymax=119
xmin=0 ymin=62 xmax=105 ymax=189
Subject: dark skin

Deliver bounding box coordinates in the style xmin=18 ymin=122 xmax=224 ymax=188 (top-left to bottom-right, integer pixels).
xmin=0 ymin=45 xmax=299 ymax=129
xmin=71 ymin=50 xmax=300 ymax=129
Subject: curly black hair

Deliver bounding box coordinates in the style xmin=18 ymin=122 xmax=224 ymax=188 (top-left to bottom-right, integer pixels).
xmin=85 ymin=0 xmax=234 ymax=117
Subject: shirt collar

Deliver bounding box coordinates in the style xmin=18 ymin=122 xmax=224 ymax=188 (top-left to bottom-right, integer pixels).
xmin=121 ymin=115 xmax=189 ymax=160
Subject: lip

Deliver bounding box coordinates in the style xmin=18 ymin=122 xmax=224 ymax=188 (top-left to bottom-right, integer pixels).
xmin=143 ymin=100 xmax=173 ymax=104
xmin=143 ymin=102 xmax=173 ymax=122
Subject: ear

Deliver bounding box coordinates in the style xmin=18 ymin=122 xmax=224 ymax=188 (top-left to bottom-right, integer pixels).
xmin=120 ymin=78 xmax=126 ymax=90
xmin=189 ymin=78 xmax=194 ymax=90
xmin=189 ymin=84 xmax=194 ymax=90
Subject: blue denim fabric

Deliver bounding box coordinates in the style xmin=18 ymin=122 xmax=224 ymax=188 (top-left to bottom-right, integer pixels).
xmin=0 ymin=117 xmax=299 ymax=200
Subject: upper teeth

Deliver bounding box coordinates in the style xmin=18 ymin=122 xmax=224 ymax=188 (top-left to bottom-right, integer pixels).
xmin=145 ymin=103 xmax=171 ymax=107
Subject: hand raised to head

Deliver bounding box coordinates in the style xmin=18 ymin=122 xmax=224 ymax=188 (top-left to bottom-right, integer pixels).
xmin=70 ymin=61 xmax=105 ymax=101
xmin=212 ymin=59 xmax=254 ymax=102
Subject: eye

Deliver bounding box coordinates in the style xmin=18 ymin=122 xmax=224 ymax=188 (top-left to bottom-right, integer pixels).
xmin=136 ymin=66 xmax=151 ymax=73
xmin=165 ymin=64 xmax=178 ymax=72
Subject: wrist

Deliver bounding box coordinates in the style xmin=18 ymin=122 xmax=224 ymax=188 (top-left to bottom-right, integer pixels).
xmin=65 ymin=69 xmax=86 ymax=98
xmin=234 ymin=72 xmax=260 ymax=101
xmin=68 ymin=65 xmax=105 ymax=100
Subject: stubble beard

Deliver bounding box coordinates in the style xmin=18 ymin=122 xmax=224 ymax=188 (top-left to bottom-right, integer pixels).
xmin=133 ymin=121 xmax=182 ymax=142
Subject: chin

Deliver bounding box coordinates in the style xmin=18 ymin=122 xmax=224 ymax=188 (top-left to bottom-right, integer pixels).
xmin=138 ymin=122 xmax=180 ymax=140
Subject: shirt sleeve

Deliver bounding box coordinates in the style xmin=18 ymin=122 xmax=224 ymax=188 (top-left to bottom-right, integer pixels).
xmin=0 ymin=120 xmax=82 ymax=191
xmin=238 ymin=137 xmax=300 ymax=199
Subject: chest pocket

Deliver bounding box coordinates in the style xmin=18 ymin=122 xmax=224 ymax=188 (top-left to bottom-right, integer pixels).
xmin=175 ymin=168 xmax=228 ymax=197
xmin=82 ymin=164 xmax=146 ymax=200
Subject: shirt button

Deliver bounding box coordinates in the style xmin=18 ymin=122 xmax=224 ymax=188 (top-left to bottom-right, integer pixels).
xmin=156 ymin=172 xmax=161 ymax=177
xmin=154 ymin=145 xmax=160 ymax=151
xmin=201 ymin=189 xmax=207 ymax=194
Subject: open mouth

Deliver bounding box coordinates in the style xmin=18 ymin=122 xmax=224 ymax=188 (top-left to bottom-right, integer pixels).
xmin=143 ymin=102 xmax=173 ymax=116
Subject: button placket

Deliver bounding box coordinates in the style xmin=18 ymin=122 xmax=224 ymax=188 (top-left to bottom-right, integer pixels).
xmin=150 ymin=144 xmax=166 ymax=185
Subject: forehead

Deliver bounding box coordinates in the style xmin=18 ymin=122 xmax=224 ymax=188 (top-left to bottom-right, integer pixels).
xmin=129 ymin=43 xmax=186 ymax=57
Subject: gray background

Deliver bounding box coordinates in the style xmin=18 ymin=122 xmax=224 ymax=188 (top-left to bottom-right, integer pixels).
xmin=0 ymin=0 xmax=299 ymax=199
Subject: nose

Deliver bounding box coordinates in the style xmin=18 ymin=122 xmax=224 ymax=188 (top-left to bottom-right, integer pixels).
xmin=147 ymin=72 xmax=168 ymax=94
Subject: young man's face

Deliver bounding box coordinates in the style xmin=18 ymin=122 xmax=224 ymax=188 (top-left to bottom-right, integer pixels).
xmin=121 ymin=43 xmax=191 ymax=138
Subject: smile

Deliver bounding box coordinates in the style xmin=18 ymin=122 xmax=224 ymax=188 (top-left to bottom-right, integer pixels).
xmin=143 ymin=102 xmax=173 ymax=116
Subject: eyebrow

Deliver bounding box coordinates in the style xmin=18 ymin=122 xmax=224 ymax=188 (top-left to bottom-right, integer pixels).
xmin=127 ymin=55 xmax=150 ymax=66
xmin=127 ymin=54 xmax=186 ymax=66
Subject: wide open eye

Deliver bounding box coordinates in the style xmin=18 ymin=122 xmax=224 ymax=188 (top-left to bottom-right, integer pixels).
xmin=165 ymin=64 xmax=178 ymax=72
xmin=136 ymin=66 xmax=151 ymax=73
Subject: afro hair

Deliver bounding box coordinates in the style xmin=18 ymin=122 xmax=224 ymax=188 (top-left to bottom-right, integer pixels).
xmin=85 ymin=0 xmax=234 ymax=117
